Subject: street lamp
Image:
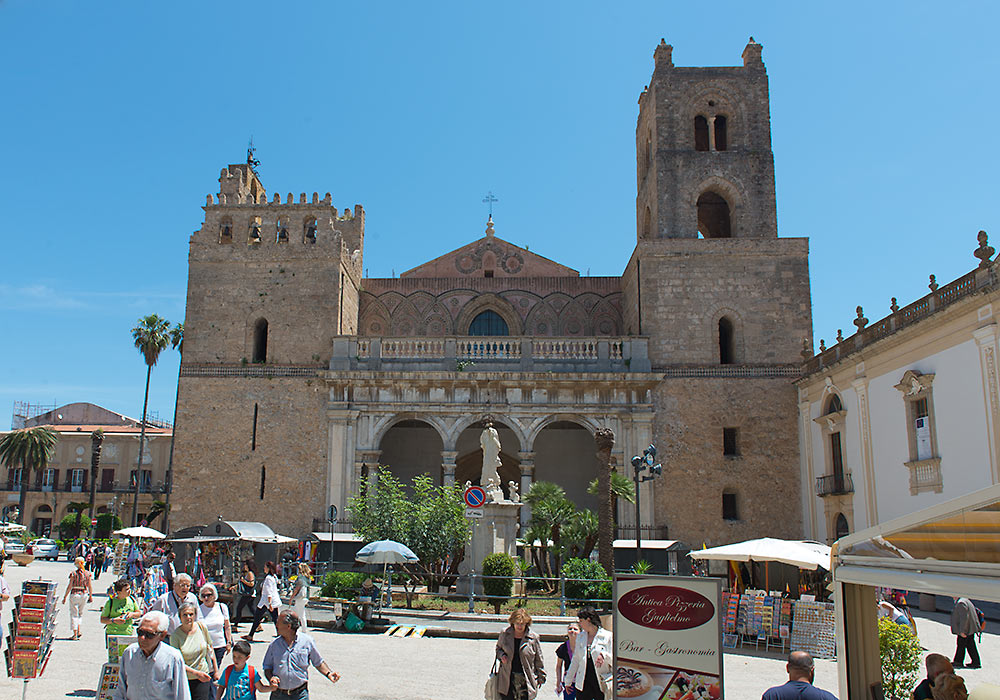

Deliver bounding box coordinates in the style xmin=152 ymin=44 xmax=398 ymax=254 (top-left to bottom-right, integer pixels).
xmin=631 ymin=444 xmax=662 ymax=566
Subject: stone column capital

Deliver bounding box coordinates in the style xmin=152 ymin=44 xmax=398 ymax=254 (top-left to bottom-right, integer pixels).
xmin=973 ymin=323 xmax=998 ymax=344
xmin=441 ymin=450 xmax=459 ymax=464
xmin=519 ymin=463 xmax=535 ymax=476
xmin=517 ymin=451 xmax=535 ymax=465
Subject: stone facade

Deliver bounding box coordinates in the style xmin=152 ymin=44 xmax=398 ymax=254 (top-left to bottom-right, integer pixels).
xmin=171 ymin=39 xmax=812 ymax=546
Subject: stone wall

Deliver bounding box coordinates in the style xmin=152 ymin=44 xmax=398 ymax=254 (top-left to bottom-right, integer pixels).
xmin=651 ymin=376 xmax=803 ymax=545
xmin=170 ymin=374 xmax=328 ymax=539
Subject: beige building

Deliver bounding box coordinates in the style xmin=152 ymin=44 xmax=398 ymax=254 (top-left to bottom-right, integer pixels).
xmin=796 ymin=233 xmax=1000 ymax=543
xmin=171 ymin=39 xmax=812 ymax=545
xmin=2 ymin=402 xmax=172 ymax=536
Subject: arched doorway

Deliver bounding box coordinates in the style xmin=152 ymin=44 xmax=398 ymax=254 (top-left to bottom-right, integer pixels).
xmin=454 ymin=421 xmax=520 ymax=499
xmin=697 ymin=191 xmax=732 ymax=238
xmin=378 ymin=419 xmax=445 ymax=486
xmin=533 ymin=421 xmax=597 ymax=511
xmin=32 ymin=504 xmax=53 ymax=538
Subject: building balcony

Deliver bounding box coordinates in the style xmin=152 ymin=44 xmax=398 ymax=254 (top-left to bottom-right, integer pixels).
xmin=816 ymin=472 xmax=854 ymax=497
xmin=331 ymin=336 xmax=652 ymax=373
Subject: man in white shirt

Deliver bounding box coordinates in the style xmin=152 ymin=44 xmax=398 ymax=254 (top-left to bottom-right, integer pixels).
xmin=112 ymin=611 xmax=190 ymax=700
xmin=150 ymin=572 xmax=201 ymax=635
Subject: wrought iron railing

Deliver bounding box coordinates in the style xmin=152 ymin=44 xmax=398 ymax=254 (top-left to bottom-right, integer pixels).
xmin=816 ymin=473 xmax=854 ymax=497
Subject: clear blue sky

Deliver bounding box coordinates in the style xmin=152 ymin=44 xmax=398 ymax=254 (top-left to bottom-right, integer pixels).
xmin=1 ymin=1 xmax=997 ymax=430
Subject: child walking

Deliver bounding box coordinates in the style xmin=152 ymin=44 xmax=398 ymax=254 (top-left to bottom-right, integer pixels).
xmin=216 ymin=640 xmax=273 ymax=700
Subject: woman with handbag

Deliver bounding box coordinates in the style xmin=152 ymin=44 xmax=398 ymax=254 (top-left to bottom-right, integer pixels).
xmin=494 ymin=608 xmax=546 ymax=700
xmin=565 ymin=607 xmax=613 ymax=700
xmin=170 ymin=601 xmax=219 ymax=700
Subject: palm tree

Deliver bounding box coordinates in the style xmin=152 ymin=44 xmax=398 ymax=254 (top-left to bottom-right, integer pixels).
xmin=594 ymin=428 xmax=615 ymax=574
xmin=146 ymin=499 xmax=168 ymax=529
xmin=131 ymin=314 xmax=172 ymax=527
xmin=524 ymin=481 xmax=575 ymax=587
xmin=87 ymin=429 xmax=104 ymax=537
xmin=0 ymin=427 xmax=58 ymax=525
xmin=163 ymin=322 xmax=183 ymax=534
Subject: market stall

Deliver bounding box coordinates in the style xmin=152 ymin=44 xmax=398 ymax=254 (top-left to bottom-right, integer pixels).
xmin=832 ymin=483 xmax=1000 ymax=699
xmin=167 ymin=519 xmax=298 ymax=593
xmin=690 ymin=537 xmax=833 ymax=656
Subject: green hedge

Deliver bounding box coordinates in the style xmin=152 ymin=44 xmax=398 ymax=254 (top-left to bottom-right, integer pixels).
xmin=320 ymin=571 xmax=367 ymax=599
xmin=562 ymin=558 xmax=611 ymax=603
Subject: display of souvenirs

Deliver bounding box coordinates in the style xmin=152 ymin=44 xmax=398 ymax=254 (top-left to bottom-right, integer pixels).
xmin=97 ymin=663 xmax=121 ymax=700
xmin=790 ymin=599 xmax=836 ymax=658
xmin=112 ymin=540 xmax=128 ymax=577
xmin=5 ymin=579 xmax=58 ymax=679
xmin=722 ymin=592 xmax=738 ymax=635
xmin=107 ymin=635 xmax=137 ymax=664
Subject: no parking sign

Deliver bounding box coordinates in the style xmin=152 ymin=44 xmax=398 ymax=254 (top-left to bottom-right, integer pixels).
xmin=464 ymin=486 xmax=485 ymax=518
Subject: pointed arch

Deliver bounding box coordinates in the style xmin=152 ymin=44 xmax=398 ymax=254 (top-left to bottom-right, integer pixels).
xmin=455 ymin=294 xmax=523 ymax=336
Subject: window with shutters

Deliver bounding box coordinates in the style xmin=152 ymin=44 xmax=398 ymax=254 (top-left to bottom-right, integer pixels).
xmin=894 ymin=370 xmax=942 ymax=495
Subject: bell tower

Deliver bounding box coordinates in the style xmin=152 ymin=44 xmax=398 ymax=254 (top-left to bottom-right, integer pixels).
xmin=635 ymin=38 xmax=777 ymax=240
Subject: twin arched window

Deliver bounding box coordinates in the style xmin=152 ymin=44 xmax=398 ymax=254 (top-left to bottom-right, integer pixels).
xmin=695 ymin=115 xmax=728 ymax=151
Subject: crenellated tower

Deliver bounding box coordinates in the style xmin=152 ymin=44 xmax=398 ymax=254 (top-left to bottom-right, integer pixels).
xmin=171 ymin=162 xmax=365 ymax=538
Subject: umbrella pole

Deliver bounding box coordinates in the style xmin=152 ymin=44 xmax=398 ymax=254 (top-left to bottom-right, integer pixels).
xmin=765 ymin=562 xmax=769 ymax=592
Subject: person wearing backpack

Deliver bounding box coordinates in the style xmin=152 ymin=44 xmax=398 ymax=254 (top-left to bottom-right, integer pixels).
xmin=216 ymin=640 xmax=272 ymax=700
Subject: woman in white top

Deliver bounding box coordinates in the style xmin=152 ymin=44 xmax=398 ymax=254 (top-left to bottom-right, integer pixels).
xmin=197 ymin=582 xmax=232 ymax=666
xmin=565 ymin=607 xmax=613 ymax=700
xmin=289 ymin=562 xmax=313 ymax=631
xmin=242 ymin=560 xmax=280 ymax=642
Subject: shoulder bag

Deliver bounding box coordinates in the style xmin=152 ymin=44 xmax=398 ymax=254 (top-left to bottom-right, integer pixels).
xmin=484 ymin=658 xmax=500 ymax=700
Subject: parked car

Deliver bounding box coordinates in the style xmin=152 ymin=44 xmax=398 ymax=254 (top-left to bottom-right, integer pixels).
xmin=5 ymin=539 xmax=25 ymax=558
xmin=29 ymin=539 xmax=59 ymax=560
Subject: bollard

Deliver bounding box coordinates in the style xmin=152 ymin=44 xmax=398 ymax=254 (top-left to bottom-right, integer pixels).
xmin=559 ymin=571 xmax=566 ymax=616
xmin=468 ymin=571 xmax=476 ymax=613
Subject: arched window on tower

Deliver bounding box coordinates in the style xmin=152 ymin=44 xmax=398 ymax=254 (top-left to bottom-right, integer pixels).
xmin=248 ymin=217 xmax=262 ymax=245
xmin=719 ymin=317 xmax=735 ymax=365
xmin=642 ymin=206 xmax=652 ymax=239
xmin=468 ymin=310 xmax=509 ymax=336
xmin=219 ymin=218 xmax=233 ymax=244
xmin=714 ymin=115 xmax=728 ymax=151
xmin=276 ymin=218 xmax=288 ymax=243
xmin=694 ymin=116 xmax=710 ymax=151
xmin=697 ymin=192 xmax=732 ymax=238
xmin=252 ymin=318 xmax=268 ymax=363
xmin=304 ymin=217 xmax=317 ymax=244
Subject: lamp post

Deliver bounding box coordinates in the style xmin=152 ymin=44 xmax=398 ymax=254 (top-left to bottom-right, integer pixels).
xmin=631 ymin=444 xmax=662 ymax=567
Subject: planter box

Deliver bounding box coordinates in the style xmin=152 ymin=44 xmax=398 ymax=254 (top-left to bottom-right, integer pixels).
xmin=12 ymin=553 xmax=34 ymax=566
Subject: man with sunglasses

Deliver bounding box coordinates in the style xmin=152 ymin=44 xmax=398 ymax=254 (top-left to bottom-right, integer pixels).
xmin=113 ymin=610 xmax=190 ymax=700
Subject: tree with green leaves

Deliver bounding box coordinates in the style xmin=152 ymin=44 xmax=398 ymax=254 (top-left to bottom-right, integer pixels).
xmin=146 ymin=500 xmax=169 ymax=528
xmin=130 ymin=314 xmax=172 ymax=527
xmin=563 ymin=509 xmax=598 ymax=560
xmin=523 ymin=481 xmax=575 ymax=586
xmin=0 ymin=426 xmax=58 ymax=525
xmin=67 ymin=501 xmax=91 ymax=539
xmin=878 ymin=616 xmax=922 ymax=700
xmin=163 ymin=322 xmax=183 ymax=534
xmin=349 ymin=468 xmax=471 ymax=600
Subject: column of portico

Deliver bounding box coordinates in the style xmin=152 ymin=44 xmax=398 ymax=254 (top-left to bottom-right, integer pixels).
xmin=353 ymin=449 xmax=381 ymax=495
xmin=328 ymin=409 xmax=359 ymax=518
xmin=441 ymin=450 xmax=458 ymax=487
xmin=518 ymin=451 xmax=535 ymax=527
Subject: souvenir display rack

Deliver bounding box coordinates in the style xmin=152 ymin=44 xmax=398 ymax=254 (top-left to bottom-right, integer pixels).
xmin=5 ymin=579 xmax=58 ymax=683
xmin=790 ymin=599 xmax=836 ymax=658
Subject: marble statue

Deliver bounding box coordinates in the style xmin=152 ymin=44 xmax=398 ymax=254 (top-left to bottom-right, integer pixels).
xmin=508 ymin=481 xmax=520 ymax=503
xmin=485 ymin=477 xmax=504 ymax=504
xmin=480 ymin=424 xmax=502 ymax=499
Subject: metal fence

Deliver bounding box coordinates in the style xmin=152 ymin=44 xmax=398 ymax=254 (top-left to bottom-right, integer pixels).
xmin=309 ymin=563 xmax=612 ymax=616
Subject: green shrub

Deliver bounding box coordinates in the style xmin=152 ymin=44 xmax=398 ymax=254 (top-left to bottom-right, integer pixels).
xmin=320 ymin=571 xmax=367 ymax=599
xmin=96 ymin=513 xmax=122 ymax=539
xmin=632 ymin=560 xmax=652 ymax=574
xmin=482 ymin=553 xmax=517 ymax=614
xmin=562 ymin=558 xmax=611 ymax=603
xmin=878 ymin=616 xmax=922 ymax=700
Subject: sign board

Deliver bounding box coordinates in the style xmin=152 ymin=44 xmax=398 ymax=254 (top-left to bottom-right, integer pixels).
xmin=614 ymin=574 xmax=724 ymax=699
xmin=464 ymin=507 xmax=484 ymax=519
xmin=463 ymin=486 xmax=486 ymax=508
xmin=92 ymin=518 xmax=99 ymax=526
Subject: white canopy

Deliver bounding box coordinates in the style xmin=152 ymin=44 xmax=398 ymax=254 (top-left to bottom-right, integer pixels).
xmin=113 ymin=526 xmax=166 ymax=539
xmin=689 ymin=537 xmax=832 ymax=571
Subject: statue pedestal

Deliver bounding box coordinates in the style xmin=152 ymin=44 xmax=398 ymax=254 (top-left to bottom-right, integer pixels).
xmin=457 ymin=501 xmax=521 ymax=595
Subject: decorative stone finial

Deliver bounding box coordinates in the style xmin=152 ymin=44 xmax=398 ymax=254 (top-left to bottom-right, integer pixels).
xmin=975 ymin=230 xmax=994 ymax=269
xmin=800 ymin=338 xmax=812 ymax=360
xmin=929 ymin=274 xmax=938 ymax=292
xmin=890 ymin=297 xmax=899 ymax=313
xmin=836 ymin=329 xmax=844 ymax=343
xmin=654 ymin=39 xmax=673 ymax=68
xmin=854 ymin=306 xmax=869 ymax=330
xmin=742 ymin=37 xmax=763 ymax=66
xmin=485 ymin=216 xmax=495 ymax=237
xmin=819 ymin=339 xmax=826 ymax=352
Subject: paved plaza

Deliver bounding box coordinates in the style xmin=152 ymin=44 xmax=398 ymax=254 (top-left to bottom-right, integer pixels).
xmin=1 ymin=559 xmax=998 ymax=699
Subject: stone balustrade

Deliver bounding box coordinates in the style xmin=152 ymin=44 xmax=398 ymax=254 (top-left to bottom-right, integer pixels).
xmin=333 ymin=336 xmax=650 ymax=373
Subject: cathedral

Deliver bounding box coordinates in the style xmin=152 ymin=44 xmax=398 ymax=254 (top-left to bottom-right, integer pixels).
xmin=171 ymin=38 xmax=812 ymax=547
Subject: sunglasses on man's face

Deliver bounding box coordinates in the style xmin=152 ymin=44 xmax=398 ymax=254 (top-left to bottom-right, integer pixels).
xmin=137 ymin=629 xmax=160 ymax=639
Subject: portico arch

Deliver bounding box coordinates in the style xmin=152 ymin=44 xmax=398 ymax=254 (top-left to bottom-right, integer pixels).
xmin=377 ymin=418 xmax=446 ymax=487
xmin=532 ymin=421 xmax=599 ymax=511
xmin=453 ymin=420 xmax=522 ymax=499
